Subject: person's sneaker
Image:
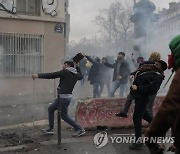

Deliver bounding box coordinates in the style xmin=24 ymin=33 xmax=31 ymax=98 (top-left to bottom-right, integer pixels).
xmin=41 ymin=128 xmax=54 ymax=135
xmin=72 ymin=129 xmax=86 ymax=137
xmin=129 ymin=143 xmax=144 ymax=150
xmin=115 ymin=112 xmax=128 ymax=118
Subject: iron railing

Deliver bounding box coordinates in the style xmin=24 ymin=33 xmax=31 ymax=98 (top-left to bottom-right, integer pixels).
xmin=0 ymin=32 xmax=44 ymax=77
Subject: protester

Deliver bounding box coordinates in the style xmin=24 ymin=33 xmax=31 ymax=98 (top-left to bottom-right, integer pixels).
xmin=86 ymin=56 xmax=105 ymax=98
xmin=79 ymin=58 xmax=88 ymax=85
xmin=128 ymin=59 xmax=167 ymax=150
xmin=132 ymin=55 xmax=144 ymax=69
xmin=105 ymin=52 xmax=130 ymax=97
xmin=32 ymin=61 xmax=85 ymax=137
xmin=145 ymin=35 xmax=180 ymax=154
xmin=116 ymin=52 xmax=161 ymax=118
xmin=100 ymin=57 xmax=111 ymax=95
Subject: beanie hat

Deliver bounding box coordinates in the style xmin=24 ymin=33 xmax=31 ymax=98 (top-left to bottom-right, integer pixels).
xmin=149 ymin=52 xmax=161 ymax=61
xmin=169 ymin=34 xmax=180 ymax=70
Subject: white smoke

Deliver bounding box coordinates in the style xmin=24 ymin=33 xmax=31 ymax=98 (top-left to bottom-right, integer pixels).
xmin=0 ymin=45 xmax=3 ymax=68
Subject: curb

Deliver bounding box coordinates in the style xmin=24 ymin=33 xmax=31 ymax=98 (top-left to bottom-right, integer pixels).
xmin=0 ymin=145 xmax=28 ymax=153
xmin=0 ymin=120 xmax=48 ymax=131
xmin=0 ymin=136 xmax=93 ymax=153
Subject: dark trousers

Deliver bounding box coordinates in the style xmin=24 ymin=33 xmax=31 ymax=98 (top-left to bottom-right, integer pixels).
xmin=133 ymin=96 xmax=153 ymax=141
xmin=123 ymin=93 xmax=157 ymax=119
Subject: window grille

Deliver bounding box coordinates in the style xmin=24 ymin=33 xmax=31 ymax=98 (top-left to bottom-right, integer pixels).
xmin=16 ymin=0 xmax=40 ymax=15
xmin=0 ymin=33 xmax=44 ymax=77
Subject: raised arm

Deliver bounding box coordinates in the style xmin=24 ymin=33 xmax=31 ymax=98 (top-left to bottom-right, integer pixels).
xmin=85 ymin=55 xmax=96 ymax=64
xmin=104 ymin=62 xmax=116 ymax=68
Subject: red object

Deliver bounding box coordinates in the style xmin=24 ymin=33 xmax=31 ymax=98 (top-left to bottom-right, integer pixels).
xmin=76 ymin=97 xmax=165 ymax=129
xmin=168 ymin=53 xmax=175 ymax=69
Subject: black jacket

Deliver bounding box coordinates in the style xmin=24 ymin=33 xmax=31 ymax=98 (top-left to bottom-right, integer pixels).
xmin=86 ymin=56 xmax=106 ymax=83
xmin=130 ymin=71 xmax=163 ymax=98
xmin=105 ymin=59 xmax=130 ymax=84
xmin=38 ymin=67 xmax=82 ymax=94
xmin=130 ymin=60 xmax=166 ymax=98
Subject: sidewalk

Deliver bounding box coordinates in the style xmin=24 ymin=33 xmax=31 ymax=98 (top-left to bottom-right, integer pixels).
xmin=0 ymin=120 xmax=142 ymax=154
xmin=0 ymin=120 xmax=173 ymax=154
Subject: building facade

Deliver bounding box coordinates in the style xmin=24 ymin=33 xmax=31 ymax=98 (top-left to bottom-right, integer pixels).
xmin=147 ymin=1 xmax=180 ymax=60
xmin=0 ymin=0 xmax=69 ymax=96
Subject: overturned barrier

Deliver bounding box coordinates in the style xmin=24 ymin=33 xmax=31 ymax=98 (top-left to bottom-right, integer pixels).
xmin=75 ymin=96 xmax=165 ymax=129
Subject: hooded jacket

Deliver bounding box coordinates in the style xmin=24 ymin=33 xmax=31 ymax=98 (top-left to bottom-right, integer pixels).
xmin=38 ymin=67 xmax=82 ymax=94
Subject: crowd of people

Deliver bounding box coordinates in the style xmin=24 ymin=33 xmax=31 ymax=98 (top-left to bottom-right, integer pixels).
xmin=82 ymin=51 xmax=168 ymax=150
xmin=79 ymin=51 xmax=163 ymax=99
xmin=32 ymin=34 xmax=180 ymax=153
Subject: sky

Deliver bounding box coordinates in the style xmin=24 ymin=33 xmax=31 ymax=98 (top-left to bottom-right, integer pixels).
xmin=68 ymin=0 xmax=179 ymax=42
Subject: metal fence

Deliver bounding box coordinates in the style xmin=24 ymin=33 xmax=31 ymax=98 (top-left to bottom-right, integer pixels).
xmin=0 ymin=33 xmax=44 ymax=77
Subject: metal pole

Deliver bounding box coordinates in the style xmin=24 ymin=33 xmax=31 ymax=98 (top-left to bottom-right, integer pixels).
xmin=57 ymin=87 xmax=61 ymax=145
xmin=54 ymin=79 xmax=56 ymax=99
xmin=32 ymin=79 xmax=35 ymax=127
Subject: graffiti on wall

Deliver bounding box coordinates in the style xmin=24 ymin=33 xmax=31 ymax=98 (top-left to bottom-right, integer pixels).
xmin=76 ymin=97 xmax=165 ymax=128
xmin=0 ymin=0 xmax=16 ymax=14
xmin=42 ymin=0 xmax=58 ymax=16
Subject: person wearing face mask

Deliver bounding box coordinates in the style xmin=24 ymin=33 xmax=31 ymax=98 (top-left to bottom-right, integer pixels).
xmin=104 ymin=52 xmax=130 ymax=97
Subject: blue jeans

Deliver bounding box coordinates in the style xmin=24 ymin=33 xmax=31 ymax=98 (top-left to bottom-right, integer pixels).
xmin=99 ymin=81 xmax=111 ymax=96
xmin=109 ymin=80 xmax=126 ymax=97
xmin=48 ymin=98 xmax=82 ymax=130
xmin=93 ymin=82 xmax=104 ymax=98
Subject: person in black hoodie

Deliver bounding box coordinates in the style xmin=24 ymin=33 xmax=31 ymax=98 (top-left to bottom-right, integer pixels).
xmin=32 ymin=61 xmax=85 ymax=137
xmin=128 ymin=60 xmax=167 ymax=150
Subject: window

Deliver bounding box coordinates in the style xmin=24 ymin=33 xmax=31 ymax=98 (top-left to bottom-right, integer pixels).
xmin=0 ymin=33 xmax=44 ymax=77
xmin=16 ymin=0 xmax=40 ymax=15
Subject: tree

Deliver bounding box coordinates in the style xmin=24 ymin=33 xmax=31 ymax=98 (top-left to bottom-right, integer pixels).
xmin=93 ymin=1 xmax=134 ymax=54
xmin=67 ymin=37 xmax=104 ymax=58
